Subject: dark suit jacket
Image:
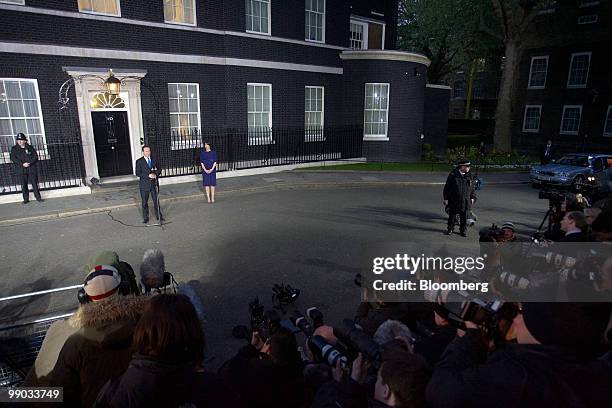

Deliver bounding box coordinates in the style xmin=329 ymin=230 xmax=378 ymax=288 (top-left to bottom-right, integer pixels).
xmin=558 ymin=231 xmax=589 ymax=242
xmin=135 ymin=156 xmax=161 ymax=191
xmin=540 ymin=144 xmax=555 ymax=164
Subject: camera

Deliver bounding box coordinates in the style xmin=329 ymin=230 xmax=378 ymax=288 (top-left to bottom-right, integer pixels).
xmin=479 ymin=223 xmax=505 ymax=242
xmin=232 ymin=297 xmax=281 ymax=342
xmin=272 ymin=283 xmax=300 ymax=312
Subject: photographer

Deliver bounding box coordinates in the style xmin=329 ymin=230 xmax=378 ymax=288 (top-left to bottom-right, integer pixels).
xmin=221 ymin=327 xmax=305 ymax=408
xmin=591 ymin=209 xmax=612 ymax=241
xmin=312 ymin=350 xmax=431 ymax=408
xmin=426 ymin=302 xmax=612 ymax=408
xmin=559 ymin=211 xmax=588 ymax=242
xmin=412 ymin=311 xmax=456 ymax=366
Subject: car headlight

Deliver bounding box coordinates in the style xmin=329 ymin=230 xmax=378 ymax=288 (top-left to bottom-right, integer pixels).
xmin=587 ymin=176 xmax=596 ymax=182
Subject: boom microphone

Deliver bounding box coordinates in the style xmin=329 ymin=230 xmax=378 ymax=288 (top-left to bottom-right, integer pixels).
xmin=140 ymin=249 xmax=166 ymax=291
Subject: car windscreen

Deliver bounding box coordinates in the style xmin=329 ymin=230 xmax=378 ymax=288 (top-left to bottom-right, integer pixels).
xmin=556 ymin=156 xmax=590 ymax=167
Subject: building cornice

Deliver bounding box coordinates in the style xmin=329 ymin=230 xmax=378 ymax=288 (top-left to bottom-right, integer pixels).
xmin=0 ymin=42 xmax=343 ymax=75
xmin=426 ymin=84 xmax=451 ymax=90
xmin=340 ymin=50 xmax=431 ymax=67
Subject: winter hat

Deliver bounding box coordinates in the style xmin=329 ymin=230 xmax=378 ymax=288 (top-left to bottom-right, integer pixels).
xmin=501 ymin=222 xmax=516 ymax=232
xmin=16 ymin=133 xmax=27 ymax=141
xmin=457 ymin=159 xmax=471 ymax=166
xmin=522 ymin=302 xmax=612 ymax=348
xmin=83 ymin=265 xmax=122 ymax=302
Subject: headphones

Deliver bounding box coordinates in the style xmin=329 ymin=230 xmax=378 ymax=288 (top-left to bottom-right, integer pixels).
xmin=77 ymin=265 xmax=132 ymax=304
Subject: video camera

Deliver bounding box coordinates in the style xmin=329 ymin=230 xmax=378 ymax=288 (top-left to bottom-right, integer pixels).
xmin=232 ymin=297 xmax=281 ymax=342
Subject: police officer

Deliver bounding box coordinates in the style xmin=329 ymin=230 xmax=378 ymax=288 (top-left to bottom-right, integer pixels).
xmin=135 ymin=145 xmax=162 ymax=223
xmin=443 ymin=159 xmax=477 ymax=237
xmin=10 ymin=133 xmax=42 ymax=204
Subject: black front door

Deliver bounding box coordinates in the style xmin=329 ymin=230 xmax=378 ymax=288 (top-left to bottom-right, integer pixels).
xmin=92 ymin=111 xmax=132 ymax=178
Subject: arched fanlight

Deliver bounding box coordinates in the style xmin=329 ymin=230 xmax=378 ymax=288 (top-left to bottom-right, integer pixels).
xmin=105 ymin=70 xmax=121 ymax=95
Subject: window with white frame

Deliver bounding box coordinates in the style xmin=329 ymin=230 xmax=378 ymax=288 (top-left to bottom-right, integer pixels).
xmin=305 ymin=0 xmax=325 ymax=42
xmin=0 ymin=0 xmax=25 ymax=5
xmin=168 ymin=83 xmax=201 ymax=149
xmin=305 ymin=86 xmax=324 ymax=141
xmin=350 ymin=20 xmax=368 ymax=49
xmin=579 ymin=0 xmax=600 ymax=8
xmin=0 ymin=79 xmax=47 ymax=159
xmin=78 ymin=0 xmax=121 ymax=16
xmin=604 ymin=106 xmax=612 ymax=137
xmin=164 ymin=0 xmax=196 ymax=25
xmin=247 ymin=83 xmax=272 ymax=144
xmin=522 ymin=105 xmax=542 ymax=133
xmin=560 ymin=105 xmax=582 ymax=135
xmin=528 ymin=56 xmax=548 ymax=89
xmin=363 ymin=83 xmax=389 ymax=139
xmin=246 ymin=0 xmax=270 ymax=34
xmin=567 ymin=52 xmax=591 ymax=88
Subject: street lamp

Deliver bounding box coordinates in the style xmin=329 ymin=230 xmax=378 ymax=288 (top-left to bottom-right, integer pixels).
xmin=105 ymin=70 xmax=121 ymax=95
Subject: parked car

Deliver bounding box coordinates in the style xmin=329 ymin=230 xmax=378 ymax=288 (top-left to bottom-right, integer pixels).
xmin=530 ymin=153 xmax=612 ymax=193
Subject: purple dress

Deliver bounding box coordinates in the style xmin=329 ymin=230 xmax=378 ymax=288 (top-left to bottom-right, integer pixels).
xmin=200 ymin=150 xmax=217 ymax=186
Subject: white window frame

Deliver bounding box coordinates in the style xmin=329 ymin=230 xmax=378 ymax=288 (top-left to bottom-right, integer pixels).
xmin=168 ymin=82 xmax=201 ymax=150
xmin=567 ymin=52 xmax=591 ymax=88
xmin=0 ymin=0 xmax=25 ymax=5
xmin=78 ymin=0 xmax=122 ymax=17
xmin=305 ymin=0 xmax=325 ymax=43
xmin=604 ymin=105 xmax=612 ymax=137
xmin=363 ymin=83 xmax=390 ymax=141
xmin=163 ymin=0 xmax=197 ymax=27
xmin=579 ymin=1 xmax=600 ymax=8
xmin=522 ymin=105 xmax=542 ymax=133
xmin=577 ymin=15 xmax=598 ymax=24
xmin=305 ymin=86 xmax=324 ymax=142
xmin=245 ymin=0 xmax=271 ymax=36
xmin=528 ymin=56 xmax=548 ymax=89
xmin=0 ymin=78 xmax=48 ymax=160
xmin=560 ymin=105 xmax=583 ymax=135
xmin=247 ymin=83 xmax=273 ymax=145
xmin=350 ymin=19 xmax=369 ymax=50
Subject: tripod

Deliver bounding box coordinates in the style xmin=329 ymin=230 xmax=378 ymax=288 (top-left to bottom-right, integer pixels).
xmin=150 ymin=168 xmax=164 ymax=226
xmin=535 ymin=203 xmax=556 ymax=237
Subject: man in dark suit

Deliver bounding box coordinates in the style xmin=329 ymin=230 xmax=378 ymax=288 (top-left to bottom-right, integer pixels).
xmin=443 ymin=159 xmax=477 ymax=237
xmin=135 ymin=145 xmax=162 ymax=223
xmin=540 ymin=139 xmax=555 ymax=165
xmin=559 ymin=211 xmax=588 ymax=242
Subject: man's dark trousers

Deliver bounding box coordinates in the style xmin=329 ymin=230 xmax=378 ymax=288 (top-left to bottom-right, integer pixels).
xmin=447 ymin=210 xmax=467 ymax=233
xmin=140 ymin=183 xmax=159 ymax=222
xmin=20 ymin=172 xmax=41 ymax=202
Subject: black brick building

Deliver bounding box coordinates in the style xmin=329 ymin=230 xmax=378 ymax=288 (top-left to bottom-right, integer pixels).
xmin=514 ymin=0 xmax=612 ymax=156
xmin=0 ymin=0 xmax=444 ymax=198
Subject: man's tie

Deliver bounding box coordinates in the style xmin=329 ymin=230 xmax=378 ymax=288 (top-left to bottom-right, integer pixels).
xmin=147 ymin=157 xmax=151 ymax=169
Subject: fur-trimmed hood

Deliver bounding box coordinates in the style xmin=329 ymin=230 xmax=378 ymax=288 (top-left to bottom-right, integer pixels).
xmin=69 ymin=294 xmax=147 ymax=328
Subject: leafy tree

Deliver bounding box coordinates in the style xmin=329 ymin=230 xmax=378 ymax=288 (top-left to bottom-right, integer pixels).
xmin=485 ymin=0 xmax=550 ymax=152
xmin=397 ymin=0 xmax=499 ymax=84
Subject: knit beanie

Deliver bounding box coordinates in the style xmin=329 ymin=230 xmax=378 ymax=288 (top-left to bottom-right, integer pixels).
xmin=83 ymin=265 xmax=122 ymax=302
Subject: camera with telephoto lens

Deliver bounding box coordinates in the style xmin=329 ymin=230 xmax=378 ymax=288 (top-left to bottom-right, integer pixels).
xmin=332 ymin=319 xmax=410 ymax=370
xmin=423 ymin=288 xmax=519 ymax=343
xmin=232 ymin=297 xmax=281 ymax=342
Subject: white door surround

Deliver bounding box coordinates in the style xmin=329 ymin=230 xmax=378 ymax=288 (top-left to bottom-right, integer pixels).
xmin=63 ymin=67 xmax=146 ymax=183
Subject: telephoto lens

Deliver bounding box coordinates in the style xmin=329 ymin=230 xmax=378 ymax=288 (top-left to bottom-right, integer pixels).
xmin=308 ymin=335 xmax=348 ymax=369
xmin=306 ymin=307 xmax=324 ymax=329
xmin=291 ymin=310 xmax=314 ymax=337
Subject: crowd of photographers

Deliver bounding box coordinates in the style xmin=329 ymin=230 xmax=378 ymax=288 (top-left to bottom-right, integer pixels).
xmin=19 ymin=198 xmax=612 ymax=408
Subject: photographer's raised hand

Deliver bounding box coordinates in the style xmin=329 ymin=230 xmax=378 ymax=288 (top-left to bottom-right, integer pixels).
xmin=350 ymin=353 xmax=369 ymax=385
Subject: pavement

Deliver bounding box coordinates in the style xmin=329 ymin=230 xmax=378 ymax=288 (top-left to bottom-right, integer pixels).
xmin=0 ymin=170 xmax=530 ymax=226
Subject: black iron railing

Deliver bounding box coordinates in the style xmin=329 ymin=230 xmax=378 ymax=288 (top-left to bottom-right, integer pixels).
xmin=149 ymin=125 xmax=363 ymax=178
xmin=0 ymin=140 xmax=87 ymax=196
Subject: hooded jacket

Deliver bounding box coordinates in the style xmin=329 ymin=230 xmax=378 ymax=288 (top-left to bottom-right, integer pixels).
xmin=24 ymin=295 xmax=148 ymax=407
xmin=426 ymin=330 xmax=612 ymax=408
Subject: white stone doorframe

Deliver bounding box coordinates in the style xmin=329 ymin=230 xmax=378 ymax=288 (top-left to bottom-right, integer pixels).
xmin=63 ymin=68 xmax=146 ymax=183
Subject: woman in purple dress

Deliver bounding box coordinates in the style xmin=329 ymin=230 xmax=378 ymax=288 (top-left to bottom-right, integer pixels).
xmin=200 ymin=142 xmax=218 ymax=203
